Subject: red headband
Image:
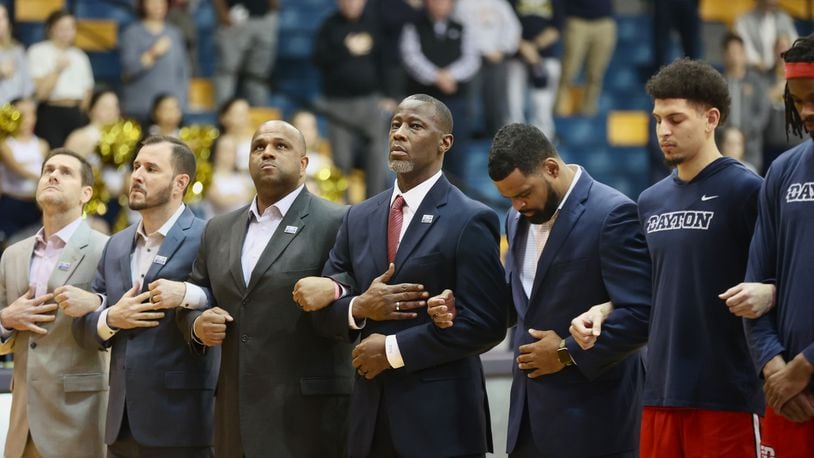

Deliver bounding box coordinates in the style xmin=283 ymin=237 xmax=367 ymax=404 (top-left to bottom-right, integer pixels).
xmin=785 ymin=62 xmax=814 ymax=79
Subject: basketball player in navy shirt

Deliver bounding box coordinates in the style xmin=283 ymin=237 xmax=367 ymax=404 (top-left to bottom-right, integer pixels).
xmin=740 ymin=35 xmax=814 ymax=457
xmin=572 ymin=59 xmax=765 ymax=457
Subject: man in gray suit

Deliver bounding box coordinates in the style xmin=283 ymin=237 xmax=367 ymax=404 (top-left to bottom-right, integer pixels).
xmin=159 ymin=120 xmax=353 ymax=457
xmin=71 ymin=136 xmax=218 ymax=457
xmin=0 ymin=149 xmax=109 ymax=458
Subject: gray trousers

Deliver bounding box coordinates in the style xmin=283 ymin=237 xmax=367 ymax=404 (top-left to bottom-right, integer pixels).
xmin=322 ymin=94 xmax=389 ymax=198
xmin=214 ymin=13 xmax=279 ymax=107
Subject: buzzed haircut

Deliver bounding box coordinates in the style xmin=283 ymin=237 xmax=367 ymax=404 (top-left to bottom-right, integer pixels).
xmin=645 ymin=58 xmax=731 ymax=124
xmin=404 ymin=94 xmax=454 ymax=134
xmin=782 ymin=34 xmax=814 ymax=138
xmin=139 ymin=135 xmax=197 ymax=192
xmin=42 ymin=148 xmax=94 ymax=187
xmin=488 ymin=123 xmax=559 ymax=181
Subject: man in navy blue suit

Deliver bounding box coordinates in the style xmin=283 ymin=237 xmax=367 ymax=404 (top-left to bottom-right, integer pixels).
xmin=433 ymin=123 xmax=651 ymax=457
xmin=297 ymin=94 xmax=509 ymax=457
xmin=72 ymin=136 xmax=218 ymax=457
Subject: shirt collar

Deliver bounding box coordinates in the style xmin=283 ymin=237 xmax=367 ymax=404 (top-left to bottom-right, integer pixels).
xmin=35 ymin=217 xmax=83 ymax=247
xmin=390 ymin=170 xmax=443 ymax=211
xmin=249 ymin=184 xmax=304 ymax=222
xmin=136 ymin=204 xmax=186 ymax=241
xmin=557 ymin=165 xmax=581 ymax=212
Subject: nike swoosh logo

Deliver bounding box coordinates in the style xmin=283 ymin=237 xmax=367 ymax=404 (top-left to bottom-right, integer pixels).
xmin=701 ymin=195 xmax=719 ymax=201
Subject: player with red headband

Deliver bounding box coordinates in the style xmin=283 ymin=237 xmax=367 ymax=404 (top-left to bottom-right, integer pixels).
xmin=742 ymin=34 xmax=814 ymax=457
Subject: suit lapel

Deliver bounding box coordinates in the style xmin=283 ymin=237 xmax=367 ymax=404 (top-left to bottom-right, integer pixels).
xmin=48 ymin=221 xmax=91 ymax=290
xmin=143 ymin=207 xmax=194 ymax=289
xmin=12 ymin=237 xmax=36 ymax=297
xmin=245 ymin=189 xmax=310 ymax=295
xmin=228 ymin=206 xmax=252 ymax=290
xmin=506 ymin=211 xmax=530 ymax=318
xmin=527 ymin=170 xmax=591 ymax=305
xmin=369 ymin=191 xmax=391 ymax=274
xmin=393 ymin=177 xmax=448 ymax=272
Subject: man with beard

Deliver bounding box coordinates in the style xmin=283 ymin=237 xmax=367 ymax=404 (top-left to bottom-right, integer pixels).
xmin=480 ymin=122 xmax=650 ymax=457
xmin=0 ymin=149 xmax=109 ymax=457
xmin=572 ymin=58 xmax=768 ymax=457
xmin=736 ymin=35 xmax=814 ymax=456
xmin=156 ymin=120 xmax=355 ymax=457
xmin=294 ymin=94 xmax=508 ymax=457
xmin=70 ymin=136 xmax=218 ymax=457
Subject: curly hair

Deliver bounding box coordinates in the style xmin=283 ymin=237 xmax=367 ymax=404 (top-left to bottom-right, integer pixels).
xmin=645 ymin=58 xmax=731 ymax=124
xmin=781 ymin=35 xmax=814 ymax=139
xmin=488 ymin=123 xmax=558 ymax=181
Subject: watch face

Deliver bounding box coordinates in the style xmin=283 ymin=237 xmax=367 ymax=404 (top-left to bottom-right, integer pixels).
xmin=557 ymin=346 xmax=572 ymax=366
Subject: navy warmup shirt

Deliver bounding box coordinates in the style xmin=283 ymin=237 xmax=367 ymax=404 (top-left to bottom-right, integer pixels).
xmin=746 ymin=141 xmax=814 ymax=386
xmin=639 ymin=157 xmax=764 ymax=414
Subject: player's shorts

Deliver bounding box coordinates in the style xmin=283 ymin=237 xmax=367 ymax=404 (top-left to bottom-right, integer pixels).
xmin=641 ymin=406 xmax=760 ymax=458
xmin=759 ymin=406 xmax=814 ymax=458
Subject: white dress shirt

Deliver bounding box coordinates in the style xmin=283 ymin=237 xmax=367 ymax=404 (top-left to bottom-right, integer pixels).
xmin=519 ymin=166 xmax=581 ymax=298
xmin=183 ymin=185 xmax=305 ymax=310
xmin=347 ymin=170 xmax=444 ymax=370
xmin=0 ymin=218 xmax=83 ymax=338
xmin=97 ymin=204 xmax=187 ymax=340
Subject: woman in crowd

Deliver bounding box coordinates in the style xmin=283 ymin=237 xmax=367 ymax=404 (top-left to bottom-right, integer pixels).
xmin=0 ymin=4 xmax=33 ymax=104
xmin=145 ymin=93 xmax=183 ymax=137
xmin=27 ymin=10 xmax=94 ymax=148
xmin=0 ymin=98 xmax=48 ymax=244
xmin=121 ymin=0 xmax=189 ymax=122
xmin=216 ymin=97 xmax=253 ymax=172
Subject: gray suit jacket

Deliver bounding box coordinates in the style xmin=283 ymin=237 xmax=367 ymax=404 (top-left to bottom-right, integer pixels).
xmin=179 ymin=188 xmax=354 ymax=458
xmin=0 ymin=221 xmax=109 ymax=458
xmin=73 ymin=206 xmax=218 ymax=447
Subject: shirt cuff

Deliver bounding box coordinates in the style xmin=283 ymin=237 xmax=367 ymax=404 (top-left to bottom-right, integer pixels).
xmin=385 ymin=334 xmax=404 ymax=369
xmin=182 ymin=283 xmax=208 ymax=309
xmin=97 ymin=308 xmax=118 ymax=341
xmin=0 ymin=323 xmax=13 ymax=341
xmin=347 ymin=297 xmax=366 ymax=330
xmin=191 ymin=315 xmax=205 ymax=345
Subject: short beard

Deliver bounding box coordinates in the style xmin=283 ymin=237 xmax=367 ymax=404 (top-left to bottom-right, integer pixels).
xmin=128 ymin=181 xmax=173 ymax=210
xmin=525 ymin=181 xmax=560 ymax=224
xmin=389 ymin=159 xmax=414 ymax=174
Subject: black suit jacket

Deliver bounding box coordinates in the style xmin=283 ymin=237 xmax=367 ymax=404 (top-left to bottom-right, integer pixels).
xmin=317 ymin=176 xmax=509 ymax=457
xmin=179 ymin=188 xmax=354 ymax=458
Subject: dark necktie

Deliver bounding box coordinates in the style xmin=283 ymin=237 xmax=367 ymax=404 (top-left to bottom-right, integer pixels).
xmin=387 ymin=195 xmax=406 ymax=263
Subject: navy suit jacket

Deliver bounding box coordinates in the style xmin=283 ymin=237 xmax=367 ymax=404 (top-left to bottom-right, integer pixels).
xmin=74 ymin=207 xmax=218 ymax=447
xmin=317 ymin=175 xmax=509 ymax=457
xmin=505 ymin=170 xmax=651 ymax=457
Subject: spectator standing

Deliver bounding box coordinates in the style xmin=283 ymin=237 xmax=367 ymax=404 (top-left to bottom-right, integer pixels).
xmin=0 ymin=5 xmax=33 ymax=104
xmin=652 ymin=0 xmax=701 ymax=69
xmin=554 ymin=0 xmax=615 ymax=116
xmin=121 ymin=0 xmax=190 ymax=122
xmin=314 ymin=0 xmax=388 ymax=198
xmin=721 ymin=33 xmax=770 ymax=172
xmin=27 ymin=10 xmax=94 ymax=148
xmin=212 ymin=0 xmax=280 ymax=107
xmin=454 ymin=0 xmax=521 ymax=137
xmin=734 ymin=0 xmax=798 ymax=73
xmin=400 ymin=0 xmax=480 ymax=182
xmin=507 ymin=0 xmax=564 ymax=139
xmin=365 ymin=0 xmax=422 ymax=101
xmin=145 ymin=93 xmax=183 ymax=137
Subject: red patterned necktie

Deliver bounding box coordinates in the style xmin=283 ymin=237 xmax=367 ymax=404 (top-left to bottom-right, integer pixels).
xmin=387 ymin=195 xmax=406 ymax=263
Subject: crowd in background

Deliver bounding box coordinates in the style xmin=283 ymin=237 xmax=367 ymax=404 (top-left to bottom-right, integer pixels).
xmin=0 ymin=0 xmax=808 ymax=249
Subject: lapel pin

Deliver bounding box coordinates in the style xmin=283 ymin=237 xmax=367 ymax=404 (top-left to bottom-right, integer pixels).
xmin=284 ymin=225 xmax=298 ymax=234
xmin=154 ymin=255 xmax=168 ymax=265
xmin=57 ymin=262 xmax=71 ymax=271
xmin=421 ymin=215 xmax=434 ymax=224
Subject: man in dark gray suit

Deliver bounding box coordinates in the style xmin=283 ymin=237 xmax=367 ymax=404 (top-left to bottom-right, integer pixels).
xmin=72 ymin=136 xmax=218 ymax=457
xmin=161 ymin=120 xmax=353 ymax=457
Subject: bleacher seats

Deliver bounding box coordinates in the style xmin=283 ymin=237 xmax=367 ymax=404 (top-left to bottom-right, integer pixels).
xmin=14 ymin=0 xmax=64 ymax=22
